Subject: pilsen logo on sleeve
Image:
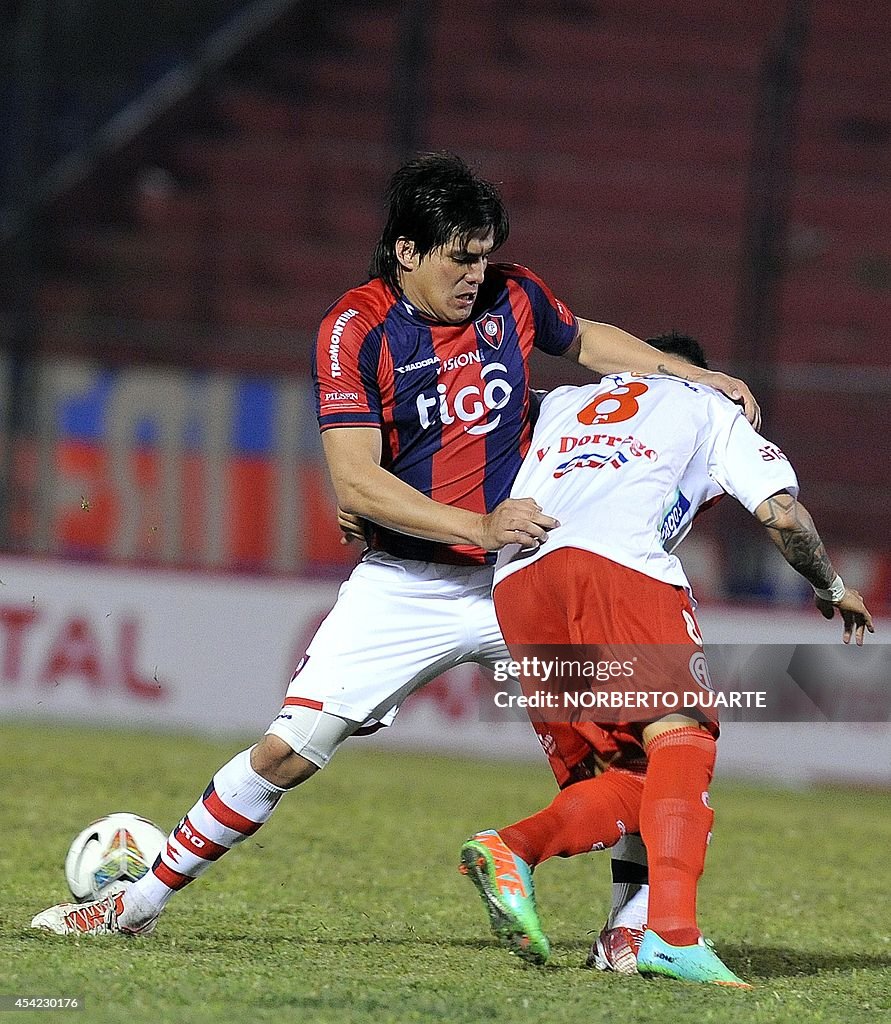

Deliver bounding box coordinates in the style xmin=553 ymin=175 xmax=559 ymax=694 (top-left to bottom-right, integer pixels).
xmin=474 ymin=313 xmax=504 ymax=350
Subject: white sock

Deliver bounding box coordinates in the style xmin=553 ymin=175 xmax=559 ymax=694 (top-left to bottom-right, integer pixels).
xmin=122 ymin=747 xmax=285 ymax=926
xmin=607 ymin=832 xmax=649 ymax=930
xmin=611 ymin=884 xmax=650 ymax=931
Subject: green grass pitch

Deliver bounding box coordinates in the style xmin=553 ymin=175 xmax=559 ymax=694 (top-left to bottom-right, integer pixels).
xmin=2 ymin=722 xmax=889 ymax=1024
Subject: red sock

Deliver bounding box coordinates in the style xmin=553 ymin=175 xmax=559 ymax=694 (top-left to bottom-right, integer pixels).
xmin=639 ymin=727 xmax=716 ymax=947
xmin=500 ymin=770 xmax=644 ymax=867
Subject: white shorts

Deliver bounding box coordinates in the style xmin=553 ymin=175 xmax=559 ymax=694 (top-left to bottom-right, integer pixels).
xmin=265 ymin=551 xmax=509 ymax=760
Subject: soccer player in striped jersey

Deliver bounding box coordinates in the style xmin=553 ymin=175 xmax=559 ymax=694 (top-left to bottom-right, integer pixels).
xmin=31 ymin=156 xmax=760 ymax=938
xmin=459 ymin=334 xmax=873 ymax=985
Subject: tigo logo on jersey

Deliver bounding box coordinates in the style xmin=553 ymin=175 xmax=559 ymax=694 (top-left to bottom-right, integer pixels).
xmin=415 ymin=362 xmax=513 ymax=436
xmin=474 ymin=313 xmax=504 ymax=350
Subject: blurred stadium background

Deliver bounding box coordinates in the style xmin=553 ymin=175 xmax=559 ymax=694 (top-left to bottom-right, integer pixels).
xmin=0 ymin=0 xmax=888 ymax=781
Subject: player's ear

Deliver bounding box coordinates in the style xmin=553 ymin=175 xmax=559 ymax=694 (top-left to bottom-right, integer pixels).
xmin=395 ymin=237 xmax=418 ymax=271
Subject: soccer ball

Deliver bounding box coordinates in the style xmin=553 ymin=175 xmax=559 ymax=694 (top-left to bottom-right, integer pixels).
xmin=64 ymin=812 xmax=166 ymax=901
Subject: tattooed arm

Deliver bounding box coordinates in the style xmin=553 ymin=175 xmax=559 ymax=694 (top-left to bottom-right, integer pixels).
xmin=755 ymin=491 xmax=835 ymax=589
xmin=754 ymin=491 xmax=875 ymax=644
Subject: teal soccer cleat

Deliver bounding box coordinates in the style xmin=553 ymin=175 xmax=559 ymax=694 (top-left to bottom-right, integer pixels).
xmin=637 ymin=929 xmax=752 ymax=988
xmin=459 ymin=830 xmax=550 ymax=964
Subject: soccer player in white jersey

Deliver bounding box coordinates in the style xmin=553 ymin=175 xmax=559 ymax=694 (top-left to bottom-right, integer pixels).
xmin=459 ymin=333 xmax=873 ymax=987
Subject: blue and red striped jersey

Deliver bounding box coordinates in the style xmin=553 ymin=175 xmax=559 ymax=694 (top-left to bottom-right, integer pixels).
xmin=313 ymin=263 xmax=578 ymax=564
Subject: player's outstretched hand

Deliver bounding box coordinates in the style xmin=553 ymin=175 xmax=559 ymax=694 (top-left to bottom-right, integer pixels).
xmin=337 ymin=507 xmax=366 ymax=545
xmin=693 ymin=370 xmax=761 ymax=429
xmin=477 ymin=497 xmax=559 ymax=551
xmin=815 ymin=588 xmax=875 ymax=645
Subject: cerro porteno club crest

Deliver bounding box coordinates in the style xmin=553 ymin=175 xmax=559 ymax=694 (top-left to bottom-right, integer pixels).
xmin=474 ymin=313 xmax=504 ymax=350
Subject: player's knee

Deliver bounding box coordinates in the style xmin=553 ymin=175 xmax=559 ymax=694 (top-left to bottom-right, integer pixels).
xmin=251 ymin=734 xmax=319 ymax=788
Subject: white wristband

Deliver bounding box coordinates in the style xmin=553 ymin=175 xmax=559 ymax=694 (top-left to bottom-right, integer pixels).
xmin=812 ymin=574 xmax=845 ymax=603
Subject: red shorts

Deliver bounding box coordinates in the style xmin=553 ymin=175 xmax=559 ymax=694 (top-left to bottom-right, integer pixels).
xmin=493 ymin=547 xmax=718 ymax=788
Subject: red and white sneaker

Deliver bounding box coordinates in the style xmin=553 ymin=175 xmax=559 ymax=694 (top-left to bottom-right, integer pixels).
xmin=30 ymin=889 xmax=156 ymax=936
xmin=586 ymin=925 xmax=645 ymax=974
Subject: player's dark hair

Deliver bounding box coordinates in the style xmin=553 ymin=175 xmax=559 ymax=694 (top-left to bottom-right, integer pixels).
xmin=369 ymin=152 xmax=510 ymax=292
xmin=646 ymin=331 xmax=709 ymax=370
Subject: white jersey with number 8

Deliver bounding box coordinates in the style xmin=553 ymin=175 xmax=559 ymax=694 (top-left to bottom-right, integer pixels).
xmin=494 ymin=373 xmax=799 ymax=593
